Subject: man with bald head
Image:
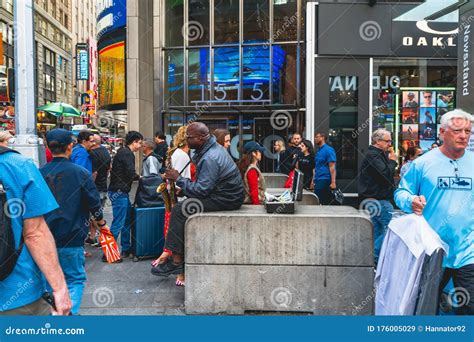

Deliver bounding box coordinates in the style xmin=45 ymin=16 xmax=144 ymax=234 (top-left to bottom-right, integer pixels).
xmin=152 ymin=122 xmax=244 ymax=277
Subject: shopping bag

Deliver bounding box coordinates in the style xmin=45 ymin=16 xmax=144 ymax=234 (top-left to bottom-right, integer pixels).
xmin=99 ymin=228 xmax=121 ymax=263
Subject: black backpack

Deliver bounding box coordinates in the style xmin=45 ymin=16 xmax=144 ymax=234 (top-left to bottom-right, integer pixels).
xmin=0 ymin=146 xmax=24 ymax=281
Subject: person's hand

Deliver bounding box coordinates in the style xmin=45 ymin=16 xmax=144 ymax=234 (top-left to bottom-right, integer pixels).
xmin=412 ymin=195 xmax=426 ymax=215
xmin=164 ymin=169 xmax=179 ymax=182
xmin=389 ymin=151 xmax=397 ymax=161
xmin=52 ymin=286 xmax=71 ymax=316
xmin=330 ymin=182 xmax=337 ymax=190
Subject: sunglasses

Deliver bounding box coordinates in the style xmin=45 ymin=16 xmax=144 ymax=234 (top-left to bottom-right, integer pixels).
xmin=424 ymin=95 xmax=432 ymax=98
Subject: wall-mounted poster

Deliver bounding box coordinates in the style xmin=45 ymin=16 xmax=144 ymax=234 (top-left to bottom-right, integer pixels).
xmin=419 ymin=107 xmax=436 ymax=125
xmin=402 ymin=91 xmax=419 ymax=108
xmin=419 ymin=124 xmax=436 ymax=140
xmin=402 ymin=107 xmax=418 ymax=124
xmin=98 ymin=40 xmax=125 ymax=110
xmin=402 ymin=124 xmax=418 ymax=140
xmin=419 ymin=90 xmax=436 ymax=107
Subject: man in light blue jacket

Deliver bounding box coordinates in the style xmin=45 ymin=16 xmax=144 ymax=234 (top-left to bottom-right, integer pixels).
xmin=394 ymin=109 xmax=474 ymax=315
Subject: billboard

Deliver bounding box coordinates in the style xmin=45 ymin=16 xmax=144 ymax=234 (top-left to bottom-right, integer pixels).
xmin=76 ymin=43 xmax=89 ymax=80
xmin=98 ymin=39 xmax=126 ymax=110
xmin=96 ymin=0 xmax=127 ymax=39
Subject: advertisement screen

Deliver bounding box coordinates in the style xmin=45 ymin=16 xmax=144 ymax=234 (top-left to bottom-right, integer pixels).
xmin=96 ymin=0 xmax=127 ymax=38
xmin=76 ymin=43 xmax=89 ymax=80
xmin=98 ymin=40 xmax=125 ymax=110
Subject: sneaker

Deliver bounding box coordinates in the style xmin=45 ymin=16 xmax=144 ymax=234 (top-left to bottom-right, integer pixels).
xmin=85 ymin=234 xmax=94 ymax=245
xmin=91 ymin=238 xmax=101 ymax=247
xmin=151 ymin=258 xmax=184 ymax=277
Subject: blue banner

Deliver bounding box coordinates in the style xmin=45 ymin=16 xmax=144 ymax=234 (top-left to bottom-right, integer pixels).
xmin=0 ymin=316 xmax=472 ymax=342
xmin=96 ymin=0 xmax=127 ymax=39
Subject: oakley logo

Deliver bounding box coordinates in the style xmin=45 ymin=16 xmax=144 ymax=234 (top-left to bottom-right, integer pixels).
xmin=415 ymin=20 xmax=458 ymax=35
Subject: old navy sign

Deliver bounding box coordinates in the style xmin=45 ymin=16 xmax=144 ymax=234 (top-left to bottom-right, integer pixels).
xmin=392 ymin=20 xmax=458 ymax=57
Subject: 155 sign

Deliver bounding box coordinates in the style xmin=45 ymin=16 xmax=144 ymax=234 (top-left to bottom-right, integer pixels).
xmin=76 ymin=43 xmax=89 ymax=81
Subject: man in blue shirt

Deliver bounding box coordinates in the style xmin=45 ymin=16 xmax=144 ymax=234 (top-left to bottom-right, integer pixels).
xmin=395 ymin=109 xmax=474 ymax=315
xmin=0 ymin=145 xmax=71 ymax=315
xmin=313 ymin=132 xmax=337 ymax=205
xmin=70 ymin=130 xmax=95 ymax=174
xmin=40 ymin=129 xmax=110 ymax=315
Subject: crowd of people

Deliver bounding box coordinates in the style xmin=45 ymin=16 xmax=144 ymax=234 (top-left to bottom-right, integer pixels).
xmin=0 ymin=108 xmax=472 ymax=316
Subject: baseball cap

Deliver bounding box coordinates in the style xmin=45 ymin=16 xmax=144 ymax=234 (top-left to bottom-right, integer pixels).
xmin=408 ymin=92 xmax=415 ymax=96
xmin=46 ymin=128 xmax=73 ymax=145
xmin=244 ymin=141 xmax=265 ymax=154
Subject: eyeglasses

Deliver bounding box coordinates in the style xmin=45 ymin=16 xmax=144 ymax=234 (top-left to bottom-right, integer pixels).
xmin=382 ymin=139 xmax=392 ymax=143
xmin=450 ymin=160 xmax=459 ymax=179
xmin=424 ymin=95 xmax=432 ymax=98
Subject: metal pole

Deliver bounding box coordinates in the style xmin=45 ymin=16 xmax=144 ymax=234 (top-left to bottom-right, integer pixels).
xmin=12 ymin=0 xmax=45 ymax=166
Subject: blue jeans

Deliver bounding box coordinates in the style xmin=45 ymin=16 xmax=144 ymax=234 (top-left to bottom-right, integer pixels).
xmin=46 ymin=247 xmax=86 ymax=315
xmin=314 ymin=179 xmax=331 ymax=205
xmin=371 ymin=200 xmax=393 ymax=264
xmin=109 ymin=191 xmax=131 ymax=252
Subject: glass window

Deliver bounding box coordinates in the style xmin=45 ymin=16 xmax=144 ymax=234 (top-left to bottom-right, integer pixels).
xmin=244 ymin=0 xmax=270 ymax=43
xmin=164 ymin=50 xmax=184 ymax=106
xmin=273 ymin=0 xmax=297 ymax=41
xmin=188 ymin=48 xmax=210 ymax=104
xmin=273 ymin=44 xmax=297 ymax=104
xmin=188 ymin=0 xmax=209 ymax=46
xmin=165 ymin=0 xmax=184 ymax=47
xmin=163 ymin=113 xmax=185 ymax=142
xmin=213 ymin=47 xmax=240 ymax=101
xmin=214 ymin=0 xmax=239 ymax=44
xmin=329 ymin=76 xmax=359 ymax=180
xmin=243 ymin=46 xmax=270 ymax=101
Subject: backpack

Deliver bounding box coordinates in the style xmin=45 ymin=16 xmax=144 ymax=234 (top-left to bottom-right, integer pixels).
xmin=0 ymin=146 xmax=24 ymax=281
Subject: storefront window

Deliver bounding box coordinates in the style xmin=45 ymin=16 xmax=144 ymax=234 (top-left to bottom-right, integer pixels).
xmin=164 ymin=50 xmax=185 ymax=106
xmin=329 ymin=76 xmax=359 ymax=180
xmin=273 ymin=44 xmax=297 ymax=104
xmin=188 ymin=0 xmax=209 ymax=46
xmin=188 ymin=48 xmax=210 ymax=104
xmin=163 ymin=113 xmax=186 ymax=143
xmin=214 ymin=0 xmax=239 ymax=44
xmin=213 ymin=47 xmax=239 ymax=101
xmin=242 ymin=46 xmax=270 ymax=101
xmin=165 ymin=0 xmax=184 ymax=47
xmin=244 ymin=0 xmax=270 ymax=43
xmin=273 ymin=0 xmax=298 ymax=41
xmin=372 ymin=59 xmax=457 ymax=158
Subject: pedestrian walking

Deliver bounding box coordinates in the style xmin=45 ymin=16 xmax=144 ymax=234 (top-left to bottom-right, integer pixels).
xmin=213 ymin=128 xmax=231 ymax=150
xmin=238 ymin=141 xmax=267 ymax=205
xmin=313 ymin=133 xmax=337 ymax=204
xmin=279 ymin=133 xmax=303 ymax=175
xmin=395 ymin=109 xmax=474 ymax=315
xmin=154 ymin=130 xmax=168 ymax=164
xmin=108 ymin=131 xmax=143 ymax=260
xmin=0 ymin=141 xmax=71 ymax=315
xmin=40 ymin=129 xmax=110 ymax=315
xmin=297 ymin=139 xmax=315 ymax=190
xmin=359 ymin=128 xmax=398 ymax=264
xmin=70 ymin=130 xmax=95 ymax=174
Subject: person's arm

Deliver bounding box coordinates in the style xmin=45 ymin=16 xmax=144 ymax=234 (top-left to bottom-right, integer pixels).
xmin=82 ymin=172 xmax=104 ymax=222
xmin=394 ymin=161 xmax=425 ymax=215
xmin=329 ymin=162 xmax=336 ymax=189
xmin=368 ymin=153 xmax=397 ymax=183
xmin=246 ymin=169 xmax=260 ymax=205
xmin=125 ymin=151 xmax=140 ymax=181
xmin=23 ymin=216 xmax=71 ymax=315
xmin=176 ymin=159 xmax=218 ymax=198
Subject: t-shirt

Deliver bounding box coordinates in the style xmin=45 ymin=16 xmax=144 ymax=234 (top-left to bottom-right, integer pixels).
xmin=314 ymin=144 xmax=336 ymax=181
xmin=171 ymin=149 xmax=191 ymax=180
xmin=394 ymin=148 xmax=474 ymax=269
xmin=71 ymin=144 xmax=92 ymax=174
xmin=0 ymin=151 xmax=58 ymax=311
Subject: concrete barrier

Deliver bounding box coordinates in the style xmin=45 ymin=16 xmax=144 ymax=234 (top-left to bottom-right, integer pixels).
xmin=266 ymin=188 xmax=319 ymax=205
xmin=262 ymin=173 xmax=288 ymax=188
xmin=185 ymin=205 xmax=374 ymax=315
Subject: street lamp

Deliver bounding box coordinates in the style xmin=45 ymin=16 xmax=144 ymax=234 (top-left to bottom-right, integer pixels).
xmin=12 ymin=0 xmax=45 ymax=166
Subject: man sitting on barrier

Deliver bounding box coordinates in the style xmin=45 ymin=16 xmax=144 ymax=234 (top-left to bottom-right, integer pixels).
xmin=151 ymin=122 xmax=245 ymax=277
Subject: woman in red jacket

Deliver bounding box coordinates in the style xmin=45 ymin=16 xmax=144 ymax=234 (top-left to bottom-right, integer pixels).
xmin=238 ymin=141 xmax=267 ymax=205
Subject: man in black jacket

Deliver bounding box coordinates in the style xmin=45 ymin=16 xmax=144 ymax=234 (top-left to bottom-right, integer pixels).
xmin=152 ymin=122 xmax=244 ymax=277
xmin=108 ymin=131 xmax=143 ymax=260
xmin=279 ymin=132 xmax=303 ymax=175
xmin=359 ymin=128 xmax=398 ymax=264
xmin=154 ymin=130 xmax=168 ymax=164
